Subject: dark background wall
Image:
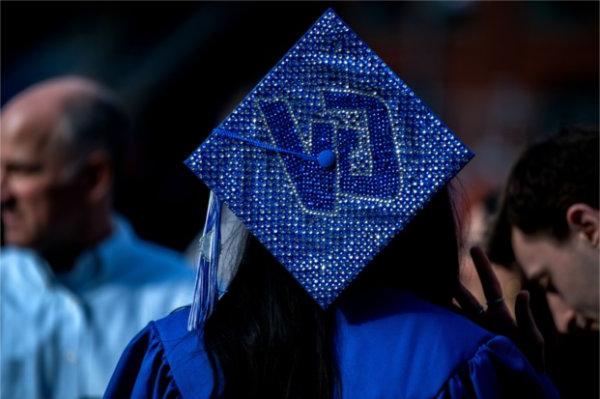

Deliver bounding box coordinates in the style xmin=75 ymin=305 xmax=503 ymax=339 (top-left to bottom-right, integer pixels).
xmin=2 ymin=1 xmax=598 ymax=252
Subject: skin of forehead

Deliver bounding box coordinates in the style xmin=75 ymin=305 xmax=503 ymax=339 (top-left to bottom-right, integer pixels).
xmin=1 ymin=77 xmax=103 ymax=154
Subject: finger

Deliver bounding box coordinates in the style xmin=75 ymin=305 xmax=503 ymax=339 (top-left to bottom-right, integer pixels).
xmin=470 ymin=246 xmax=504 ymax=304
xmin=454 ymin=283 xmax=485 ymax=318
xmin=515 ymin=291 xmax=544 ymax=347
xmin=515 ymin=291 xmax=545 ymax=371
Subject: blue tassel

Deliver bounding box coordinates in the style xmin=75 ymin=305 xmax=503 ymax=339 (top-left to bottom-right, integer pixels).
xmin=188 ymin=193 xmax=222 ymax=331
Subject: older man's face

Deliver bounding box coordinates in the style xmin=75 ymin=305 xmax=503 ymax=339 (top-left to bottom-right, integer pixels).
xmin=0 ymin=98 xmax=82 ymax=250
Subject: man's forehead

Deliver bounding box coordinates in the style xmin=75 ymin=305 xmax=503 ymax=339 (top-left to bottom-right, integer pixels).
xmin=0 ymin=105 xmax=75 ymax=168
xmin=511 ymin=227 xmax=553 ymax=274
xmin=1 ymin=104 xmax=61 ymax=148
xmin=511 ymin=227 xmax=535 ymax=256
xmin=1 ymin=77 xmax=100 ymax=141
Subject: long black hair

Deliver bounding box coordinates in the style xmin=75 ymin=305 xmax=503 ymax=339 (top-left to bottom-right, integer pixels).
xmin=203 ymin=185 xmax=462 ymax=398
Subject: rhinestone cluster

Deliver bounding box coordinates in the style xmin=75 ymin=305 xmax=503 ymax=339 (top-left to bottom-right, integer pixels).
xmin=185 ymin=9 xmax=473 ymax=308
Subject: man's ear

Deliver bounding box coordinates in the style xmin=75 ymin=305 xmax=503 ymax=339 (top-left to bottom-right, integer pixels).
xmin=566 ymin=203 xmax=599 ymax=247
xmin=79 ymin=150 xmax=113 ymax=203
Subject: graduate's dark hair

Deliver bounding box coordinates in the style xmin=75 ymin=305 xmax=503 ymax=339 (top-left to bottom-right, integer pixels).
xmin=203 ymin=185 xmax=462 ymax=399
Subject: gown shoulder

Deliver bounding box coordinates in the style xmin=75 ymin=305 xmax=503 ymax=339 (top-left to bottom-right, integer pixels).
xmin=104 ymin=307 xmax=213 ymax=399
xmin=106 ymin=293 xmax=559 ymax=399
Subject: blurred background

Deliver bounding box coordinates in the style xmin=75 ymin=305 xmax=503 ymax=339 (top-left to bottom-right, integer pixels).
xmin=2 ymin=1 xmax=598 ymax=251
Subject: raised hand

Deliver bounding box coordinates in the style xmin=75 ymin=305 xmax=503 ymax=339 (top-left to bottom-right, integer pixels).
xmin=455 ymin=246 xmax=545 ymax=371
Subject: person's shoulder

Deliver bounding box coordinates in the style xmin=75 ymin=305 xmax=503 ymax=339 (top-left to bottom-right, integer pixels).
xmin=117 ymin=305 xmax=193 ymax=357
xmin=131 ymin=238 xmax=192 ymax=272
xmin=337 ymin=290 xmax=559 ymax=399
xmin=148 ymin=306 xmax=215 ymax=398
xmin=335 ymin=289 xmax=498 ymax=398
xmin=1 ymin=246 xmax=38 ymax=266
xmin=150 ymin=306 xmax=209 ymax=367
xmin=152 ymin=306 xmax=192 ymax=341
xmin=337 ymin=289 xmax=493 ymax=347
xmin=0 ymin=246 xmax=53 ymax=291
xmin=110 ymin=217 xmax=194 ymax=279
xmin=336 ymin=289 xmax=495 ymax=365
xmin=126 ymin=234 xmax=189 ymax=270
xmin=106 ymin=306 xmax=215 ymax=399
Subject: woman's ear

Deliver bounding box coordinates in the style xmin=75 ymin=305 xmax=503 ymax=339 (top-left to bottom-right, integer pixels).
xmin=566 ymin=203 xmax=599 ymax=247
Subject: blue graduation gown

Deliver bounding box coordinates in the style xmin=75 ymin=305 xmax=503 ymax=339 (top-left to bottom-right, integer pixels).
xmin=105 ymin=290 xmax=559 ymax=398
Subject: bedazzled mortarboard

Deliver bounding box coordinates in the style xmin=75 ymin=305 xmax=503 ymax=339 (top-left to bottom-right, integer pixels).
xmin=186 ymin=9 xmax=473 ymax=329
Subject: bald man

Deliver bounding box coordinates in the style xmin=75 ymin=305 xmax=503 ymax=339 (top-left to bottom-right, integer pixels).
xmin=0 ymin=77 xmax=195 ymax=399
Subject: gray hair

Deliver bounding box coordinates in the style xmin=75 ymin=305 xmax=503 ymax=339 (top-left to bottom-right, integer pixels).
xmin=58 ymin=83 xmax=131 ymax=174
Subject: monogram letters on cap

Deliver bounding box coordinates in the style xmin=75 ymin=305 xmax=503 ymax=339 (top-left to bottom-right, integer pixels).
xmin=185 ymin=9 xmax=473 ymax=308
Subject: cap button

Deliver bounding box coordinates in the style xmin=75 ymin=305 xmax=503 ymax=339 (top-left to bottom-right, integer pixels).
xmin=317 ymin=149 xmax=336 ymax=169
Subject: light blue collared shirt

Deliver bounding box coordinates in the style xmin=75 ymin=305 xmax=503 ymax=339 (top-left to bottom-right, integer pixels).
xmin=1 ymin=217 xmax=195 ymax=399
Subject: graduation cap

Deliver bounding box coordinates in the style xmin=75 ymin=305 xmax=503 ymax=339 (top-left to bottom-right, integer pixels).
xmin=185 ymin=9 xmax=473 ymax=330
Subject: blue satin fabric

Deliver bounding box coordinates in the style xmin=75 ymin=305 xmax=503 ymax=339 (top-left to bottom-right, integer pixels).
xmin=105 ymin=290 xmax=559 ymax=399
